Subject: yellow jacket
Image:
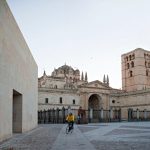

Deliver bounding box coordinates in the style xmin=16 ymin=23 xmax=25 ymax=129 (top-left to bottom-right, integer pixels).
xmin=66 ymin=114 xmax=74 ymax=122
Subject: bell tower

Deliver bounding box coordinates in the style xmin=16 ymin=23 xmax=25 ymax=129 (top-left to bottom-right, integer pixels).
xmin=122 ymin=48 xmax=150 ymax=91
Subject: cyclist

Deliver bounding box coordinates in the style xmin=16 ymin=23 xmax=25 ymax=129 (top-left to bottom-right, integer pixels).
xmin=66 ymin=112 xmax=74 ymax=131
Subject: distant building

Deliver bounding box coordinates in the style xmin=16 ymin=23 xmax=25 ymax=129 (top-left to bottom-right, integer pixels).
xmin=38 ymin=48 xmax=150 ymax=121
xmin=38 ymin=64 xmax=117 ymax=118
xmin=111 ymin=48 xmax=150 ymax=119
xmin=122 ymin=48 xmax=150 ymax=91
xmin=0 ymin=0 xmax=38 ymax=142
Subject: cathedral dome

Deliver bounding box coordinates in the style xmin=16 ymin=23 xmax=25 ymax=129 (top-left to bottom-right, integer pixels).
xmin=51 ymin=64 xmax=80 ymax=80
xmin=57 ymin=64 xmax=74 ymax=74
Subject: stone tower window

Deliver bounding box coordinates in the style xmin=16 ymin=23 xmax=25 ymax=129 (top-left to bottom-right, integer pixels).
xmin=60 ymin=97 xmax=62 ymax=104
xmin=146 ymin=70 xmax=149 ymax=76
xmin=148 ymin=62 xmax=150 ymax=68
xmin=131 ymin=61 xmax=134 ymax=68
xmin=129 ymin=55 xmax=132 ymax=60
xmin=54 ymin=85 xmax=57 ymax=89
xmin=126 ymin=56 xmax=128 ymax=61
xmin=127 ymin=63 xmax=130 ymax=69
xmin=145 ymin=61 xmax=147 ymax=67
xmin=132 ymin=54 xmax=135 ymax=59
xmin=129 ymin=70 xmax=133 ymax=77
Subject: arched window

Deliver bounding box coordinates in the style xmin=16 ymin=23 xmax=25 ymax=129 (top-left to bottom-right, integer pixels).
xmin=127 ymin=63 xmax=130 ymax=69
xmin=148 ymin=62 xmax=150 ymax=68
xmin=60 ymin=97 xmax=62 ymax=104
xmin=131 ymin=61 xmax=134 ymax=68
xmin=45 ymin=98 xmax=48 ymax=103
xmin=73 ymin=99 xmax=75 ymax=104
xmin=129 ymin=55 xmax=132 ymax=60
xmin=126 ymin=56 xmax=128 ymax=61
xmin=132 ymin=54 xmax=135 ymax=59
xmin=145 ymin=61 xmax=147 ymax=67
xmin=129 ymin=70 xmax=133 ymax=77
xmin=146 ymin=70 xmax=149 ymax=76
xmin=54 ymin=85 xmax=57 ymax=89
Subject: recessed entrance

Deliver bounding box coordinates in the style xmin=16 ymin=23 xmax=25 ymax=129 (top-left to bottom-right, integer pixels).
xmin=13 ymin=89 xmax=22 ymax=133
xmin=88 ymin=94 xmax=101 ymax=122
xmin=88 ymin=94 xmax=101 ymax=109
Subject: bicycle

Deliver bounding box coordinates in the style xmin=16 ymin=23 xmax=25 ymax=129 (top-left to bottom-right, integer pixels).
xmin=66 ymin=122 xmax=74 ymax=134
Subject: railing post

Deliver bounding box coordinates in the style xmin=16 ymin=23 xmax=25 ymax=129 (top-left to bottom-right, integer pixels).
xmin=48 ymin=109 xmax=50 ymax=123
xmin=137 ymin=109 xmax=139 ymax=121
xmin=119 ymin=108 xmax=121 ymax=122
xmin=56 ymin=107 xmax=59 ymax=123
xmin=62 ymin=107 xmax=65 ymax=123
xmin=43 ymin=110 xmax=46 ymax=124
xmin=110 ymin=108 xmax=113 ymax=122
xmin=144 ymin=109 xmax=147 ymax=120
xmin=100 ymin=108 xmax=103 ymax=122
xmin=89 ymin=108 xmax=93 ymax=123
xmin=52 ymin=108 xmax=55 ymax=123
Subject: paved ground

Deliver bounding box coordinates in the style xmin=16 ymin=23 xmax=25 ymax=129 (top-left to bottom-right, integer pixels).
xmin=1 ymin=122 xmax=150 ymax=150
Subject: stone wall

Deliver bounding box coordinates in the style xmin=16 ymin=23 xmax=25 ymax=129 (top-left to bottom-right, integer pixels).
xmin=110 ymin=89 xmax=150 ymax=120
xmin=0 ymin=0 xmax=38 ymax=142
xmin=38 ymin=88 xmax=80 ymax=110
xmin=122 ymin=48 xmax=150 ymax=91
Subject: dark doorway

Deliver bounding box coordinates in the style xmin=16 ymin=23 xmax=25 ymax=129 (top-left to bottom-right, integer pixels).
xmin=88 ymin=94 xmax=101 ymax=122
xmin=13 ymin=89 xmax=22 ymax=133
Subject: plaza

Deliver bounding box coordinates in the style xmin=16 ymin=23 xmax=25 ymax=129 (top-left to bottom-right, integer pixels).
xmin=1 ymin=121 xmax=150 ymax=150
xmin=1 ymin=0 xmax=150 ymax=149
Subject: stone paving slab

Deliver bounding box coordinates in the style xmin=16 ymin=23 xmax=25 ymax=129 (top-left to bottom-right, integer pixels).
xmin=0 ymin=124 xmax=63 ymax=150
xmin=80 ymin=122 xmax=150 ymax=150
xmin=51 ymin=124 xmax=96 ymax=150
xmin=1 ymin=122 xmax=150 ymax=150
xmin=91 ymin=140 xmax=150 ymax=150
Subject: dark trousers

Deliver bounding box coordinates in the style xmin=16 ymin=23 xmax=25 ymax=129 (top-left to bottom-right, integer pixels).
xmin=68 ymin=121 xmax=74 ymax=130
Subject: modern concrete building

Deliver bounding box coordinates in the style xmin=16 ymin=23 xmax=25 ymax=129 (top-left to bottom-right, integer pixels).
xmin=0 ymin=0 xmax=38 ymax=142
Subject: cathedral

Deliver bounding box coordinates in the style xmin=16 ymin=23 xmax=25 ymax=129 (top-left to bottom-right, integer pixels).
xmin=38 ymin=48 xmax=150 ymax=121
xmin=38 ymin=63 xmax=114 ymax=111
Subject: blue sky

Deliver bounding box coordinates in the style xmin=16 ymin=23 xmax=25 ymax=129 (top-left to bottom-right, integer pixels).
xmin=7 ymin=0 xmax=150 ymax=89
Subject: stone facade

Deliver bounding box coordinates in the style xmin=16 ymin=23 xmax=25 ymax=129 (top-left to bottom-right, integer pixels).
xmin=38 ymin=64 xmax=116 ymax=112
xmin=122 ymin=48 xmax=150 ymax=92
xmin=0 ymin=0 xmax=38 ymax=142
xmin=111 ymin=48 xmax=150 ymax=119
xmin=38 ymin=48 xmax=150 ymax=121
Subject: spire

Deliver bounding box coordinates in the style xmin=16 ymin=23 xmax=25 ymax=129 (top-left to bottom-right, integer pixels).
xmin=43 ymin=70 xmax=46 ymax=76
xmin=81 ymin=72 xmax=84 ymax=81
xmin=107 ymin=75 xmax=109 ymax=85
xmin=85 ymin=72 xmax=88 ymax=81
xmin=103 ymin=74 xmax=106 ymax=83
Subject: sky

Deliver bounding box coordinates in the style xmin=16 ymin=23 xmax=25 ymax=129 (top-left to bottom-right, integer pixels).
xmin=7 ymin=0 xmax=150 ymax=89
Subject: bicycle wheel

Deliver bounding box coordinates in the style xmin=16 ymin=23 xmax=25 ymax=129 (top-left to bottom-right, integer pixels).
xmin=66 ymin=125 xmax=69 ymax=134
xmin=70 ymin=128 xmax=73 ymax=133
